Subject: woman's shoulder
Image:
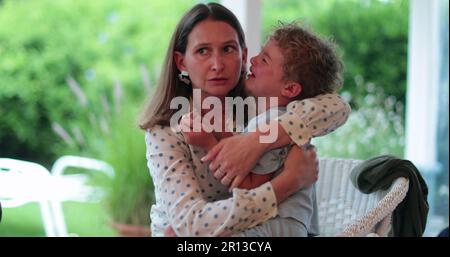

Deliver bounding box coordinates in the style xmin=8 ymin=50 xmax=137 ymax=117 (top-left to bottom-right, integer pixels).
xmin=146 ymin=124 xmax=185 ymax=145
xmin=147 ymin=124 xmax=180 ymax=136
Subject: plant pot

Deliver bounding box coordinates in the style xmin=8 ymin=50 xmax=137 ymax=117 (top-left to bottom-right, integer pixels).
xmin=109 ymin=221 xmax=151 ymax=237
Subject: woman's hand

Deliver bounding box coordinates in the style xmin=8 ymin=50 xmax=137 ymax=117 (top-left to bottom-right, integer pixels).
xmin=179 ymin=111 xmax=218 ymax=151
xmin=284 ymin=144 xmax=319 ymax=189
xmin=271 ymin=145 xmax=319 ymax=204
xmin=201 ymin=120 xmax=294 ymax=189
xmin=201 ymin=132 xmax=267 ymax=189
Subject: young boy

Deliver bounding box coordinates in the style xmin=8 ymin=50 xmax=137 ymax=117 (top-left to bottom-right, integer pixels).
xmin=179 ymin=22 xmax=349 ymax=236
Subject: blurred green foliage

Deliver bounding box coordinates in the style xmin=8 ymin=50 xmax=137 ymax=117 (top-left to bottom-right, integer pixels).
xmin=0 ymin=0 xmax=195 ymax=231
xmin=0 ymin=0 xmax=412 ymax=232
xmin=1 ymin=0 xmax=447 ymax=236
xmin=313 ymin=76 xmax=405 ymax=159
xmin=0 ymin=0 xmax=195 ymax=164
xmin=263 ymin=0 xmax=409 ymax=110
xmin=51 ymin=78 xmax=154 ymax=226
xmin=0 ymin=0 xmax=409 ymax=162
xmin=99 ymin=103 xmax=154 ymax=226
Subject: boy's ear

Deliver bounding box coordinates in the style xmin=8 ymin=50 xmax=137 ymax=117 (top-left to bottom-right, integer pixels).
xmin=174 ymin=51 xmax=186 ymax=72
xmin=281 ymin=82 xmax=302 ymax=98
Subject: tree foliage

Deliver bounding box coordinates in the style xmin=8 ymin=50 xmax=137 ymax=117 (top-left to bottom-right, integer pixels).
xmin=263 ymin=0 xmax=409 ymax=109
xmin=0 ymin=0 xmax=195 ymax=163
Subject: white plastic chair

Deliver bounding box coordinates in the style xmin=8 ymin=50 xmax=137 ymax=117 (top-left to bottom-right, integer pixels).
xmin=316 ymin=157 xmax=409 ymax=237
xmin=0 ymin=156 xmax=114 ymax=237
xmin=48 ymin=155 xmax=114 ymax=236
xmin=0 ymin=158 xmax=58 ymax=236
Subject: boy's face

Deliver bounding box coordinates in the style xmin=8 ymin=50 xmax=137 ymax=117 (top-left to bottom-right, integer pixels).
xmin=245 ymin=38 xmax=286 ymax=98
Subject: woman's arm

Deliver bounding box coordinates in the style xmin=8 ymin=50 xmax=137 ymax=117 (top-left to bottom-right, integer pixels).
xmin=164 ymin=144 xmax=319 ymax=236
xmin=270 ymin=145 xmax=318 ymax=203
xmin=202 ymin=93 xmax=351 ymax=189
xmin=147 ymin=126 xmax=279 ymax=237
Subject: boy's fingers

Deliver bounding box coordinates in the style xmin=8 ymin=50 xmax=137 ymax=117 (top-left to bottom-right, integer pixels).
xmin=179 ymin=123 xmax=191 ymax=133
xmin=181 ymin=112 xmax=194 ymax=126
xmin=181 ymin=112 xmax=190 ymax=120
xmin=180 ymin=115 xmax=189 ymax=128
xmin=180 ymin=116 xmax=192 ymax=129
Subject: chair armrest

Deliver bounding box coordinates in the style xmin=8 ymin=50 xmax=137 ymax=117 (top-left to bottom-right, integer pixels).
xmin=51 ymin=155 xmax=114 ymax=177
xmin=48 ymin=155 xmax=114 ymax=236
xmin=337 ymin=177 xmax=409 ymax=237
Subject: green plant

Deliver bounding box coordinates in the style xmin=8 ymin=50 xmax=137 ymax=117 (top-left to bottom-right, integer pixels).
xmin=263 ymin=0 xmax=409 ymax=109
xmin=313 ymin=75 xmax=405 ymax=159
xmin=51 ymin=74 xmax=154 ymax=228
xmin=0 ymin=0 xmax=195 ymax=164
xmin=100 ymin=104 xmax=154 ymax=226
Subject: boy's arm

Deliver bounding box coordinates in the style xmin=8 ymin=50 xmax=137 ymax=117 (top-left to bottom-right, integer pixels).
xmin=202 ymin=93 xmax=351 ymax=189
xmin=276 ymin=93 xmax=351 ymax=146
xmin=179 ymin=111 xmax=219 ymax=151
xmin=238 ymin=173 xmax=273 ymax=190
xmin=181 ymin=128 xmax=219 ymax=151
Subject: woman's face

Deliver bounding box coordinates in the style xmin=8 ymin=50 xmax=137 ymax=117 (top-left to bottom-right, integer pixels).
xmin=175 ymin=19 xmax=246 ymax=98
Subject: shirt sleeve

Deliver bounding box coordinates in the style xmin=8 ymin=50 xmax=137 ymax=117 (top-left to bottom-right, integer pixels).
xmin=277 ymin=93 xmax=352 ymax=146
xmin=146 ymin=126 xmax=278 ymax=237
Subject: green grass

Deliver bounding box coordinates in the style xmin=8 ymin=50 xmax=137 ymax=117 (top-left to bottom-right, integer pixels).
xmin=0 ymin=202 xmax=117 ymax=237
xmin=0 ymin=203 xmax=46 ymax=236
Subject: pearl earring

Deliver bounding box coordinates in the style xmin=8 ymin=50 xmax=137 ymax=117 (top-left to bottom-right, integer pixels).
xmin=178 ymin=70 xmax=191 ymax=85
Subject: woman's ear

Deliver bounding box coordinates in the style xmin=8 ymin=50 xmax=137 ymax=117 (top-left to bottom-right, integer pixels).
xmin=281 ymin=82 xmax=302 ymax=98
xmin=174 ymin=51 xmax=186 ymax=72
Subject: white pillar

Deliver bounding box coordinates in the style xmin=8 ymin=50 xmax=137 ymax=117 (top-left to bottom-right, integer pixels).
xmin=405 ymin=0 xmax=441 ymax=166
xmin=220 ymin=0 xmax=262 ymax=68
xmin=405 ymin=0 xmax=443 ymax=235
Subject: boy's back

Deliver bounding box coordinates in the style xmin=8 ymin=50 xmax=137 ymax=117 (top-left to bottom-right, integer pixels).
xmin=233 ymin=106 xmax=319 ymax=237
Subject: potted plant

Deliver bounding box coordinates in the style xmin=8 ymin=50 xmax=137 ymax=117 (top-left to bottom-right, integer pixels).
xmin=100 ymin=104 xmax=154 ymax=236
xmin=52 ymin=77 xmax=155 ymax=236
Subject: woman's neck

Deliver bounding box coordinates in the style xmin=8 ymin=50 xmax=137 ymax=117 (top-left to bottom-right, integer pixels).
xmin=189 ymin=91 xmax=228 ymax=132
xmin=200 ymin=96 xmax=233 ymax=140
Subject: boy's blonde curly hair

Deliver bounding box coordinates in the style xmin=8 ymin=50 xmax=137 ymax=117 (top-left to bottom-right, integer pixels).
xmin=269 ymin=22 xmax=344 ymax=100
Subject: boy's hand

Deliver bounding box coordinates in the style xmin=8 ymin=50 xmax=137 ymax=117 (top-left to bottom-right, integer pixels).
xmin=179 ymin=111 xmax=218 ymax=151
xmin=164 ymin=226 xmax=177 ymax=237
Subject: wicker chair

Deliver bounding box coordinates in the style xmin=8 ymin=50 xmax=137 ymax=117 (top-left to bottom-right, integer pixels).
xmin=316 ymin=157 xmax=409 ymax=237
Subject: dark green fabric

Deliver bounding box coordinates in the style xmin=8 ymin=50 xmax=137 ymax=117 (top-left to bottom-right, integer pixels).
xmin=350 ymin=155 xmax=429 ymax=237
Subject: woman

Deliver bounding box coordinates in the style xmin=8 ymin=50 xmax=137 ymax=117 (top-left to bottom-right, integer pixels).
xmin=139 ymin=3 xmax=349 ymax=237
